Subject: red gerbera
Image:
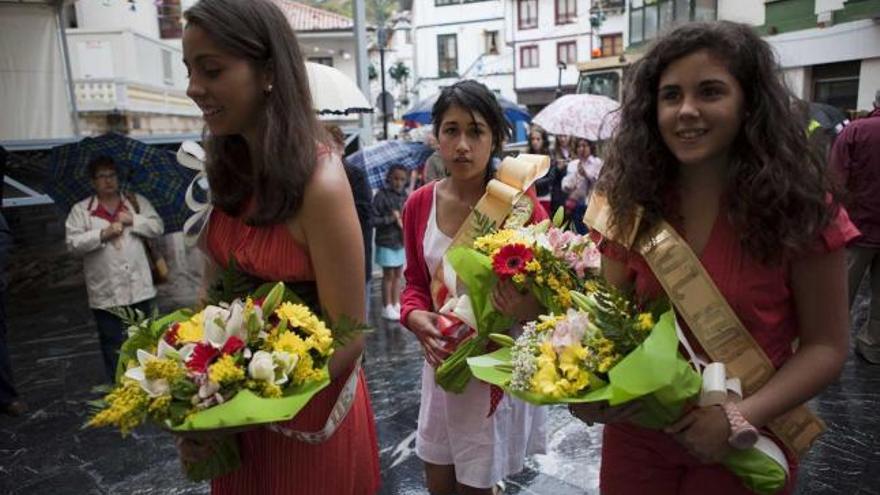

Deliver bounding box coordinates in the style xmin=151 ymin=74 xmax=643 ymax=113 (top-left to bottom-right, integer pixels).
xmin=163 ymin=322 xmax=181 ymax=346
xmin=221 ymin=336 xmax=245 ymax=356
xmin=492 ymin=243 xmax=534 ymax=279
xmin=187 ymin=342 xmax=220 ymax=373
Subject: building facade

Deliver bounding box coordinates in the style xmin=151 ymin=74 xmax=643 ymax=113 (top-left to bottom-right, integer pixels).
xmin=67 ymin=0 xmax=201 ymax=137
xmin=619 ymin=0 xmax=879 ymax=114
xmin=411 ymin=0 xmax=516 ymax=105
xmin=761 ymin=0 xmax=880 ymax=114
xmin=508 ymin=0 xmax=627 ymax=113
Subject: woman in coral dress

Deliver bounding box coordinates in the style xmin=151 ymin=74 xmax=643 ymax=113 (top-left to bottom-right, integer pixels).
xmin=177 ymin=1 xmax=380 ymax=493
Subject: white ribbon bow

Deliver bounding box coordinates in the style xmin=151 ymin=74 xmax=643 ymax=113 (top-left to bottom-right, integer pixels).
xmin=177 ymin=140 xmax=212 ymax=247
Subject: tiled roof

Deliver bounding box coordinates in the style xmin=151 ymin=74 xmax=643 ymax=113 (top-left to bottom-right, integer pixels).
xmin=270 ymin=0 xmax=354 ymax=32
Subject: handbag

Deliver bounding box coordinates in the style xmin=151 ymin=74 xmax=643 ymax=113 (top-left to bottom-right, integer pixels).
xmin=124 ymin=193 xmax=169 ymax=285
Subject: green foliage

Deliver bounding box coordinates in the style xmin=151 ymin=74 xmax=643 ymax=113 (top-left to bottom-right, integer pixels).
xmin=471 ymin=209 xmax=497 ymax=239
xmin=389 ymin=61 xmax=410 ymax=83
xmin=207 ymin=258 xmax=261 ymax=306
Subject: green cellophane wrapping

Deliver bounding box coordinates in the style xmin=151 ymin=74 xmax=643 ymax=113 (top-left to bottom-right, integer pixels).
xmin=467 ymin=311 xmax=788 ymax=494
xmin=435 ymin=246 xmax=515 ymax=393
xmin=111 ymin=284 xmax=333 ymax=481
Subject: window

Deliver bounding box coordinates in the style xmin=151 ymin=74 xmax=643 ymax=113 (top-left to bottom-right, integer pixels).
xmin=157 ymin=0 xmax=182 ymax=39
xmin=308 ymin=57 xmax=334 ymax=67
xmin=557 ymin=41 xmax=577 ymax=65
xmin=485 ymin=31 xmax=499 ymax=55
xmin=518 ymin=0 xmax=538 ymax=30
xmin=600 ymin=33 xmax=623 ymax=57
xmin=629 ymin=0 xmax=716 ymax=44
xmin=556 ymin=0 xmax=577 ymax=25
xmin=438 ymin=34 xmax=458 ymax=77
xmin=520 ymin=45 xmax=539 ymax=69
xmin=161 ymin=49 xmax=173 ymax=85
xmin=813 ymin=61 xmax=860 ymax=112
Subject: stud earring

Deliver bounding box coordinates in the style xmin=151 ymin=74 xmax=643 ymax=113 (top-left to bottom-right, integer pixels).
xmin=265 ymin=84 xmax=273 ymax=95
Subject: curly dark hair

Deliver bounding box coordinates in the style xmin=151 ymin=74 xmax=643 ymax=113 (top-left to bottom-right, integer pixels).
xmin=596 ymin=21 xmax=837 ymax=263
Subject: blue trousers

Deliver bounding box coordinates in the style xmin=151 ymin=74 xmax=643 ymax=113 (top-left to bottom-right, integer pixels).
xmin=93 ymin=299 xmax=155 ymax=381
xmin=0 ymin=290 xmax=18 ymax=406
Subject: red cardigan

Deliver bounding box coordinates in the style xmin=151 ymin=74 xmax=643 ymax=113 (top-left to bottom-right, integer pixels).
xmin=400 ymin=181 xmax=548 ymax=327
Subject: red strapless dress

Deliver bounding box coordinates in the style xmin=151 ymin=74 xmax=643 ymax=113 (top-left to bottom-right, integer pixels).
xmin=206 ymin=206 xmax=381 ymax=495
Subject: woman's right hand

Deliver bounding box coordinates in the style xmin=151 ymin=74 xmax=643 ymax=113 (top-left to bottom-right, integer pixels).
xmin=568 ymin=401 xmax=642 ymax=426
xmin=175 ymin=435 xmax=220 ymax=465
xmin=406 ymin=310 xmax=452 ymax=368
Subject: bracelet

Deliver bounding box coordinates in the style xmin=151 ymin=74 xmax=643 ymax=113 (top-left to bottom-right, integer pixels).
xmin=722 ymin=402 xmax=759 ymax=450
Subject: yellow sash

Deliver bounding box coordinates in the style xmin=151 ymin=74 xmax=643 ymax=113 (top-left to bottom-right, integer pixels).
xmin=584 ymin=193 xmax=825 ymax=458
xmin=429 ymin=154 xmax=551 ymax=309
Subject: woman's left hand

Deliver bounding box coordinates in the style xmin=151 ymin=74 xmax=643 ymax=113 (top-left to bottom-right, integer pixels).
xmin=492 ymin=279 xmax=542 ymax=322
xmin=665 ymin=405 xmax=732 ymax=463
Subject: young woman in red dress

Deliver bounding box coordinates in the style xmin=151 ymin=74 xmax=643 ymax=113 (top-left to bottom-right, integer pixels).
xmin=176 ymin=1 xmax=380 ymax=493
xmin=569 ymin=22 xmax=857 ymax=494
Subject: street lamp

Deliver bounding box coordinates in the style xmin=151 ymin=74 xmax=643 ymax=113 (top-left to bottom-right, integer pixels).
xmin=555 ymin=61 xmax=568 ymax=98
xmin=378 ymin=26 xmax=389 ymax=140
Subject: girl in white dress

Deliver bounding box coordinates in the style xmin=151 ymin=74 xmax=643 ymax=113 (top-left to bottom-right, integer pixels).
xmin=401 ymin=80 xmax=547 ymax=495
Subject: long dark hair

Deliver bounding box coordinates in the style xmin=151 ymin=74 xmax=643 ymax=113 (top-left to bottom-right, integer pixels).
xmin=597 ymin=21 xmax=836 ymax=263
xmin=184 ymin=0 xmax=322 ymax=225
xmin=528 ymin=126 xmax=550 ymax=154
xmin=431 ymin=80 xmax=511 ymax=183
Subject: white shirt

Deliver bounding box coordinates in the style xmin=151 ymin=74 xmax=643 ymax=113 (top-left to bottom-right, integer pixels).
xmin=65 ymin=193 xmax=164 ymax=309
xmin=561 ymin=156 xmax=604 ymax=202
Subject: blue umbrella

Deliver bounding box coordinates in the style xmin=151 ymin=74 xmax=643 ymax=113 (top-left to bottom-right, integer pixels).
xmin=45 ymin=133 xmax=198 ymax=233
xmin=402 ymin=92 xmax=531 ymax=126
xmin=346 ymin=140 xmax=434 ymax=189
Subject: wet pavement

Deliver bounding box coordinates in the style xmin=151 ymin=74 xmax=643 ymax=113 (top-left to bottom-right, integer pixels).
xmin=1 ymin=235 xmax=879 ymax=494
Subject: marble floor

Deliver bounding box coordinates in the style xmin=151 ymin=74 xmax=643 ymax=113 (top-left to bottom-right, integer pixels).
xmin=1 ymin=275 xmax=878 ymax=494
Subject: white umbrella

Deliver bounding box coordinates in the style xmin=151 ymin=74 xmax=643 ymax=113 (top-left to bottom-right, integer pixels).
xmin=532 ymin=94 xmax=620 ymax=141
xmin=305 ymin=62 xmax=373 ymax=115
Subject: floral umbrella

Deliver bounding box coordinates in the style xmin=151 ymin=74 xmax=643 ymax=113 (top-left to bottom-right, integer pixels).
xmin=532 ymin=94 xmax=620 ymax=141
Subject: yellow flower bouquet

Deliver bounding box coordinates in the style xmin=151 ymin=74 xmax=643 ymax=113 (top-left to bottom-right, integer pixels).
xmin=87 ymin=280 xmax=363 ymax=480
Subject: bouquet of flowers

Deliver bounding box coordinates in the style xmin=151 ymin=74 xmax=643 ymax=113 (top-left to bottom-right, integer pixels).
xmin=434 ymin=218 xmax=601 ymax=393
xmin=467 ymin=286 xmax=789 ymax=494
xmin=87 ymin=281 xmax=362 ymax=480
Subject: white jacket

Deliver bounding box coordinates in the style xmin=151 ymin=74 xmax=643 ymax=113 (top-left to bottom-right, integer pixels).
xmin=561 ymin=156 xmax=604 ymax=202
xmin=65 ymin=193 xmax=164 ymax=309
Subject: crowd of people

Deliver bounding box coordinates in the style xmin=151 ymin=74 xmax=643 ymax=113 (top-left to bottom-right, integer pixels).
xmin=2 ymin=0 xmax=879 ymax=494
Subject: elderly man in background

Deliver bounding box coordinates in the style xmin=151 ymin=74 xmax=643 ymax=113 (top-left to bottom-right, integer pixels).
xmin=831 ymin=90 xmax=880 ymax=363
xmin=65 ymin=156 xmax=164 ymax=380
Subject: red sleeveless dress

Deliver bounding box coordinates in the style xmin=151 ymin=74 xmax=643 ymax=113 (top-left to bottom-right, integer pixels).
xmin=206 ymin=203 xmax=381 ymax=494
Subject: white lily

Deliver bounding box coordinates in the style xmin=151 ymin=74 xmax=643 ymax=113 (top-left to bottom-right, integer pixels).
xmin=124 ymin=347 xmax=171 ymax=398
xmin=272 ymin=351 xmax=299 ymax=385
xmin=203 ymin=301 xmax=247 ymax=349
xmin=248 ymin=351 xmax=276 ymax=382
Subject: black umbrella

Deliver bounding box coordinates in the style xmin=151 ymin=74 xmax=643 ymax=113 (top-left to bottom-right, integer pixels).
xmin=809 ymin=102 xmax=849 ymax=135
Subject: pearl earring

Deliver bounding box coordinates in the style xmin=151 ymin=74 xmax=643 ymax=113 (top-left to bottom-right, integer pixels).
xmin=265 ymin=84 xmax=273 ymax=95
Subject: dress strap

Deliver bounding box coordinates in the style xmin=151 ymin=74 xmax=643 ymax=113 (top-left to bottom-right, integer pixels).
xmin=267 ymin=354 xmax=362 ymax=444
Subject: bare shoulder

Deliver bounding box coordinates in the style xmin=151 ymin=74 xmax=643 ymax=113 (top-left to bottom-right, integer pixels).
xmin=288 ymin=151 xmax=353 ymax=241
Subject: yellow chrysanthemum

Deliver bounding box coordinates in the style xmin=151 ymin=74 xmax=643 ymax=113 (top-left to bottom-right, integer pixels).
xmin=208 ymin=355 xmax=245 ymax=385
xmin=177 ymin=312 xmax=205 ymax=343
xmin=525 ymin=259 xmax=542 ymax=273
xmin=558 ymin=343 xmax=588 ymax=380
xmin=636 ymin=313 xmax=654 ymax=332
xmin=512 ymin=273 xmax=527 ymax=285
xmin=276 ymin=302 xmax=314 ymax=328
xmin=306 ymin=334 xmax=334 ymax=356
xmin=292 ymin=352 xmax=326 ymax=385
xmin=598 ymin=355 xmax=618 ymax=374
xmin=261 ymin=382 xmax=282 ymax=398
xmin=274 ymin=331 xmax=308 ymax=356
xmin=474 ymin=229 xmax=525 ymax=256
xmin=144 ymin=358 xmax=183 ymax=382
